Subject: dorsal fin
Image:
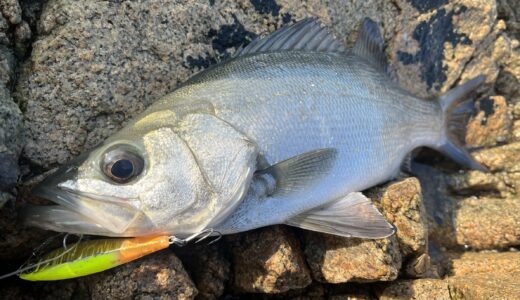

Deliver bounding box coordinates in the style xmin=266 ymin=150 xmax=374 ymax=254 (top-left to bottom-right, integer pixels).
xmin=352 ymin=18 xmax=394 ymax=78
xmin=234 ymin=18 xmax=345 ymax=57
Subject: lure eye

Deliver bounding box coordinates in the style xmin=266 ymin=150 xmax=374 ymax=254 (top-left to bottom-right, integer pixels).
xmin=102 ymin=145 xmax=144 ymax=183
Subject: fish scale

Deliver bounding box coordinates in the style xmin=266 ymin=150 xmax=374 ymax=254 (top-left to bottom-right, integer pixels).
xmin=25 ymin=18 xmax=485 ymax=241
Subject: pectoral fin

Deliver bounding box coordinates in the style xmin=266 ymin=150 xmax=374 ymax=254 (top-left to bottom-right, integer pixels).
xmin=285 ymin=192 xmax=395 ymax=238
xmin=258 ymin=148 xmax=337 ymax=195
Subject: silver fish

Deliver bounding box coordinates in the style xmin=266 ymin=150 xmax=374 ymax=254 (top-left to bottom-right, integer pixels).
xmin=25 ymin=18 xmax=485 ymax=240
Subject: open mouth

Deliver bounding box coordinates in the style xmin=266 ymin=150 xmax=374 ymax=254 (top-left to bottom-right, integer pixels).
xmin=24 ymin=156 xmax=144 ymax=237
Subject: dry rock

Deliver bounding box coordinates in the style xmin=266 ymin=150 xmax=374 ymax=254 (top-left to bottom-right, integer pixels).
xmin=228 ymin=226 xmax=311 ymax=294
xmin=389 ymin=0 xmax=496 ymax=98
xmin=447 ymin=251 xmax=520 ymax=299
xmin=380 ymin=252 xmax=520 ymax=300
xmin=369 ymin=178 xmax=429 ymax=277
xmin=454 ymin=197 xmax=520 ymax=249
xmin=0 ymin=43 xmax=22 ymax=208
xmin=474 ymin=141 xmax=520 ymax=172
xmin=379 ymin=279 xmax=452 ymax=300
xmin=304 ymin=232 xmax=401 ymax=284
xmin=0 ymin=0 xmax=21 ymax=25
xmin=85 ymin=250 xmax=197 ymax=300
xmin=17 ymin=0 xmax=402 ymax=169
xmin=466 ymin=95 xmax=513 ymax=147
xmin=175 ymin=243 xmax=230 ymax=300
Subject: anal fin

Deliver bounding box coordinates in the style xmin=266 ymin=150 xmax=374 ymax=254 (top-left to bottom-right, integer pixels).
xmin=285 ymin=192 xmax=395 ymax=239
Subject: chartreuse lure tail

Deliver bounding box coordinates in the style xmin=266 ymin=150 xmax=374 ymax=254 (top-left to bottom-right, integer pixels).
xmin=19 ymin=236 xmax=170 ymax=281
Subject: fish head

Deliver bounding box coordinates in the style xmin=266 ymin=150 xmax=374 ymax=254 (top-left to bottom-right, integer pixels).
xmin=27 ymin=125 xmax=218 ymax=237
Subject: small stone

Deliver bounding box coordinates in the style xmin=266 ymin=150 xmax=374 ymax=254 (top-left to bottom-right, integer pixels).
xmin=85 ymin=250 xmax=198 ymax=300
xmin=466 ymin=96 xmax=513 ymax=147
xmin=379 ymin=279 xmax=451 ymax=300
xmin=227 ymin=226 xmax=311 ymax=293
xmin=304 ymin=232 xmax=401 ymax=284
xmin=454 ymin=197 xmax=520 ymax=249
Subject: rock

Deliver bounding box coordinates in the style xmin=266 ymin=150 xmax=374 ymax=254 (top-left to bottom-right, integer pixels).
xmin=0 ymin=0 xmax=22 ymax=25
xmin=379 ymin=252 xmax=520 ymax=299
xmin=474 ymin=141 xmax=520 ymax=172
xmin=379 ymin=279 xmax=452 ymax=300
xmin=0 ymin=53 xmax=22 ymax=207
xmin=85 ymin=250 xmax=197 ymax=300
xmin=466 ymin=96 xmax=513 ymax=147
xmin=369 ymin=178 xmax=429 ymax=277
xmin=303 ymin=178 xmax=430 ymax=283
xmin=497 ymin=0 xmax=520 ymax=39
xmin=446 ymin=251 xmax=520 ymax=299
xmin=389 ymin=0 xmax=496 ymax=98
xmin=227 ymin=226 xmax=311 ymax=294
xmin=17 ymin=0 xmax=403 ymax=169
xmin=175 ymin=243 xmax=230 ymax=300
xmin=454 ymin=197 xmax=520 ymax=249
xmin=304 ymin=232 xmax=401 ymax=284
xmin=415 ymin=162 xmax=520 ymax=250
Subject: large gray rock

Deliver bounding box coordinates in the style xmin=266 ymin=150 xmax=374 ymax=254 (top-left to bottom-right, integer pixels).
xmin=0 ymin=42 xmax=22 ymax=209
xmin=18 ymin=0 xmax=402 ymax=168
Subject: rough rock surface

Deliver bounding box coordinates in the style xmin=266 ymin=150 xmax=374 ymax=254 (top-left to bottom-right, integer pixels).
xmin=175 ymin=243 xmax=230 ymax=300
xmin=369 ymin=178 xmax=429 ymax=277
xmin=447 ymin=251 xmax=520 ymax=299
xmin=304 ymin=232 xmax=402 ymax=284
xmin=380 ymin=252 xmax=520 ymax=299
xmin=466 ymin=95 xmax=513 ymax=147
xmin=18 ymin=0 xmax=400 ymax=168
xmin=227 ymin=226 xmax=311 ymax=293
xmin=389 ymin=0 xmax=497 ymax=98
xmin=379 ymin=279 xmax=452 ymax=300
xmin=3 ymin=0 xmax=520 ymax=298
xmin=453 ymin=197 xmax=520 ymax=249
xmin=85 ymin=250 xmax=197 ymax=300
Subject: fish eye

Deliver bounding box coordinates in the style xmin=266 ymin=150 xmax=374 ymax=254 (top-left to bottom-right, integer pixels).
xmin=102 ymin=145 xmax=144 ymax=183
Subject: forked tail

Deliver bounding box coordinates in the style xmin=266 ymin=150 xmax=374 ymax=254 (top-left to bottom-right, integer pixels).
xmin=437 ymin=75 xmax=487 ymax=171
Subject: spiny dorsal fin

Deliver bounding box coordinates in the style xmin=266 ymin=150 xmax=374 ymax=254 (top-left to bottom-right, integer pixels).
xmin=234 ymin=18 xmax=345 ymax=57
xmin=257 ymin=148 xmax=337 ymax=195
xmin=352 ymin=18 xmax=394 ymax=79
xmin=286 ymin=192 xmax=395 ymax=238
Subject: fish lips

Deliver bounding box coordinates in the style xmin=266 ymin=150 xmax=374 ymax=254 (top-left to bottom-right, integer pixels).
xmin=28 ymin=157 xmax=143 ymax=236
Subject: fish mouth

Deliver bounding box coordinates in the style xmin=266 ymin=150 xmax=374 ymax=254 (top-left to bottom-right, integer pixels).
xmin=25 ymin=155 xmax=144 ymax=237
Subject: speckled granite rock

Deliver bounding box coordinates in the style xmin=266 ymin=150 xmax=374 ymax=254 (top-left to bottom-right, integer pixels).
xmin=0 ymin=25 xmax=23 ymax=208
xmin=466 ymin=95 xmax=513 ymax=147
xmin=304 ymin=232 xmax=402 ymax=284
xmin=175 ymin=243 xmax=230 ymax=300
xmin=16 ymin=0 xmax=403 ymax=169
xmin=85 ymin=250 xmax=197 ymax=300
xmin=390 ymin=0 xmax=497 ymax=98
xmin=447 ymin=251 xmax=520 ymax=299
xmin=380 ymin=252 xmax=520 ymax=299
xmin=379 ymin=279 xmax=452 ymax=300
xmin=454 ymin=197 xmax=520 ymax=249
xmin=227 ymin=226 xmax=311 ymax=294
xmin=369 ymin=178 xmax=429 ymax=277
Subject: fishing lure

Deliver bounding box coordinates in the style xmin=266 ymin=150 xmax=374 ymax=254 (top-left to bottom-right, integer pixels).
xmin=19 ymin=235 xmax=171 ymax=281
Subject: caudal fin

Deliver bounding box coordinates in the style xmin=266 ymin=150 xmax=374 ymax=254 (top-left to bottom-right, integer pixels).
xmin=437 ymin=75 xmax=487 ymax=171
